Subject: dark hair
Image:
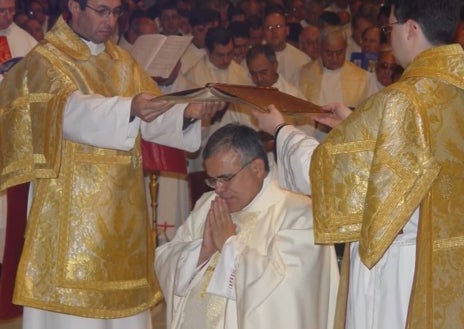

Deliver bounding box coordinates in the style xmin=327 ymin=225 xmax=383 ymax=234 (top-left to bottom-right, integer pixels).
xmin=385 ymin=0 xmax=460 ymax=44
xmin=158 ymin=1 xmax=178 ymax=14
xmin=246 ymin=44 xmax=277 ymax=65
xmin=127 ymin=10 xmax=151 ymax=32
xmin=263 ymin=4 xmax=287 ymax=23
xmin=248 ymin=16 xmax=263 ymax=30
xmin=75 ymin=0 xmax=87 ymax=11
xmin=378 ymin=3 xmax=391 ymax=22
xmin=205 ymin=27 xmax=232 ymax=52
xmin=228 ymin=20 xmax=250 ymax=39
xmin=319 ymin=11 xmax=342 ymax=26
xmin=189 ymin=7 xmax=220 ymax=27
xmin=227 ymin=4 xmax=245 ymax=22
xmin=287 ymin=22 xmax=303 ymax=43
xmin=203 ymin=123 xmax=270 ymax=173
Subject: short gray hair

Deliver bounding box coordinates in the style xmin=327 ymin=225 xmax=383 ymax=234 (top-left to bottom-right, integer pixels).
xmin=319 ymin=26 xmax=347 ymax=46
xmin=203 ymin=123 xmax=270 ymax=172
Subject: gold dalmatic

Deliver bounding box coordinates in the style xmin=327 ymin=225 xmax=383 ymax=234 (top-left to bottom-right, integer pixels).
xmin=0 ymin=17 xmax=163 ymax=318
xmin=311 ymin=44 xmax=464 ymax=329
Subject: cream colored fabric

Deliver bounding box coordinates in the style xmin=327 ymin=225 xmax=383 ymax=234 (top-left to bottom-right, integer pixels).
xmin=0 ymin=22 xmax=37 ymax=59
xmin=184 ymin=55 xmax=252 ymax=87
xmin=275 ymin=42 xmax=310 ymax=85
xmin=23 ymin=307 xmax=152 ymax=329
xmin=299 ymin=59 xmax=368 ymax=108
xmin=155 ymin=175 xmax=339 ymax=329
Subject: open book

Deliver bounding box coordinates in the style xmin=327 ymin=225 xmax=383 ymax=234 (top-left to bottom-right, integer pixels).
xmin=156 ymin=83 xmax=323 ymax=114
xmin=131 ymin=34 xmax=193 ymax=78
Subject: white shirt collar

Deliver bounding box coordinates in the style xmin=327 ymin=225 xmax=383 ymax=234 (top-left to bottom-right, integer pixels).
xmin=81 ymin=38 xmax=106 ymax=55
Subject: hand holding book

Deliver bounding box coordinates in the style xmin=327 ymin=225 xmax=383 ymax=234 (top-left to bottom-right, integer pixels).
xmin=156 ymin=83 xmax=324 ymax=114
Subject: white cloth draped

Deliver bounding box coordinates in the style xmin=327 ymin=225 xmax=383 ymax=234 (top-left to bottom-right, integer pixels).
xmin=155 ymin=175 xmax=339 ymax=329
xmin=275 ymin=124 xmax=418 ymax=329
xmin=275 ymin=42 xmax=310 ymax=85
xmin=23 ymin=308 xmax=152 ymax=329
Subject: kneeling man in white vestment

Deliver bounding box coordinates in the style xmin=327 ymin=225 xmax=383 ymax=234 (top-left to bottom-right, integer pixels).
xmin=155 ymin=123 xmax=339 ymax=329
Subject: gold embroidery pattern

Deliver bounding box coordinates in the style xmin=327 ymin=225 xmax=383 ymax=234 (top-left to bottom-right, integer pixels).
xmin=3 ymin=17 xmax=164 ymax=318
xmin=314 ymin=45 xmax=464 ymax=328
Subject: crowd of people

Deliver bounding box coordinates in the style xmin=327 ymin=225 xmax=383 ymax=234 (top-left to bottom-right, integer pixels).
xmin=1 ymin=0 xmax=464 ymax=328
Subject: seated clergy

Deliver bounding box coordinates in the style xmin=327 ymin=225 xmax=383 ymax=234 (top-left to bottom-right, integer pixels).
xmin=155 ymin=123 xmax=339 ymax=329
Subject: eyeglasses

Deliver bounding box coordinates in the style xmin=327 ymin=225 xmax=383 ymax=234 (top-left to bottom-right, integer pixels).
xmin=0 ymin=7 xmax=15 ymax=15
xmin=204 ymin=158 xmax=256 ymax=188
xmin=85 ymin=4 xmax=124 ymax=18
xmin=378 ymin=62 xmax=398 ymax=70
xmin=265 ymin=23 xmax=285 ymax=31
xmin=381 ymin=21 xmax=401 ymax=34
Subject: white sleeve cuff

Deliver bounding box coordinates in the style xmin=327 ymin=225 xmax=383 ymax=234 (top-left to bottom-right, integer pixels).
xmin=174 ymin=239 xmax=203 ymax=296
xmin=206 ymin=236 xmax=245 ymax=300
xmin=64 ymin=91 xmax=138 ymax=150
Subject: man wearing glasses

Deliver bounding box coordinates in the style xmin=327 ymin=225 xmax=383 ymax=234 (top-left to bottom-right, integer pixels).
xmin=156 ymin=124 xmax=339 ymax=329
xmin=251 ymin=0 xmax=464 ymax=328
xmin=262 ymin=5 xmax=309 ymax=85
xmin=0 ymin=0 xmax=224 ymax=327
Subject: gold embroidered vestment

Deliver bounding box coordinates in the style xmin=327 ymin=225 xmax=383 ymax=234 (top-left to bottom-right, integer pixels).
xmin=0 ymin=17 xmax=162 ymax=318
xmin=311 ymin=44 xmax=464 ymax=328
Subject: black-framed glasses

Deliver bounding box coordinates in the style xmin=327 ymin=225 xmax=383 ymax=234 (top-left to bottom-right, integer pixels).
xmin=381 ymin=21 xmax=401 ymax=34
xmin=204 ymin=158 xmax=256 ymax=188
xmin=85 ymin=4 xmax=124 ymax=18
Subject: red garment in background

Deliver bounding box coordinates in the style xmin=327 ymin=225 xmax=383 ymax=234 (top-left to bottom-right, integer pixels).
xmin=0 ymin=183 xmax=29 ymax=319
xmin=141 ymin=140 xmax=187 ymax=174
xmin=0 ymin=36 xmax=12 ymax=64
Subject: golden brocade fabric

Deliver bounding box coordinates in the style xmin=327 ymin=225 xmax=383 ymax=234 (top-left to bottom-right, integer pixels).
xmin=311 ymin=44 xmax=464 ymax=328
xmin=0 ymin=17 xmax=163 ymax=318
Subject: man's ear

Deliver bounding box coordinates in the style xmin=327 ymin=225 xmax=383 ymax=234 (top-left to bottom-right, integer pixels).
xmin=68 ymin=0 xmax=80 ymax=16
xmin=406 ymin=19 xmax=420 ymax=40
xmin=251 ymin=158 xmax=266 ymax=177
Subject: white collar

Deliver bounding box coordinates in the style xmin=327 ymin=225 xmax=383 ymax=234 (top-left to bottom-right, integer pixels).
xmin=81 ymin=38 xmax=106 ymax=55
